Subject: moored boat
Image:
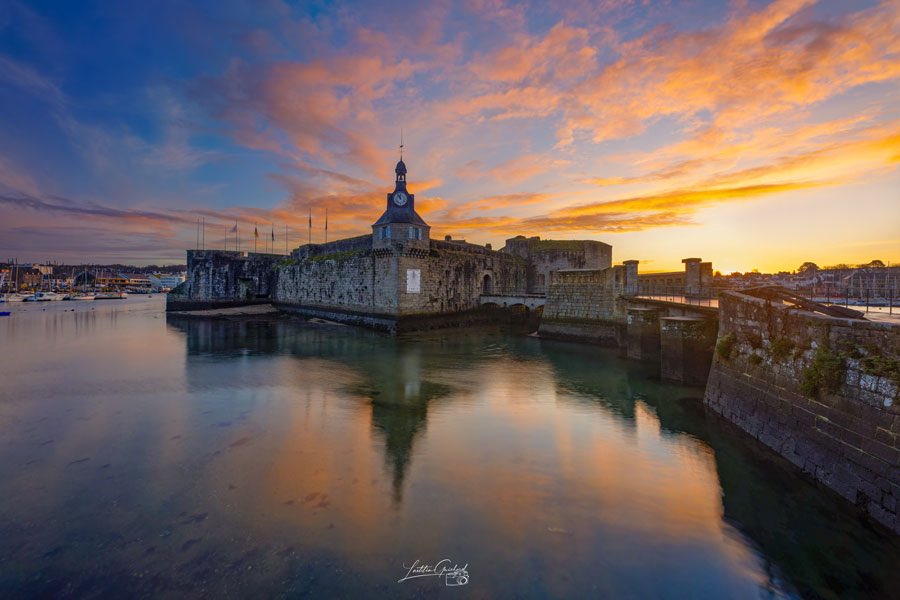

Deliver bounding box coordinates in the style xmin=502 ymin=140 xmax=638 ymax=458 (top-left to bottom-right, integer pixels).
xmin=94 ymin=291 xmax=127 ymax=300
xmin=23 ymin=292 xmax=64 ymax=302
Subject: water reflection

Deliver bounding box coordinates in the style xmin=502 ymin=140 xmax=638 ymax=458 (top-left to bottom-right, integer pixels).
xmin=0 ymin=301 xmax=896 ymax=598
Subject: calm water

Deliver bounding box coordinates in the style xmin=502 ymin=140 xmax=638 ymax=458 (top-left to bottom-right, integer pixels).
xmin=0 ymin=297 xmax=897 ymax=599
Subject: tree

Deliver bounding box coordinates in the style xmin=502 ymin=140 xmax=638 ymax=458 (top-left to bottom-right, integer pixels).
xmin=797 ymin=262 xmax=819 ymax=274
xmin=863 ymin=259 xmax=885 ymax=268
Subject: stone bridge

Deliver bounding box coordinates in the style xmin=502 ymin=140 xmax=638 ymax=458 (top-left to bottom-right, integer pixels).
xmin=480 ymin=294 xmax=546 ymax=311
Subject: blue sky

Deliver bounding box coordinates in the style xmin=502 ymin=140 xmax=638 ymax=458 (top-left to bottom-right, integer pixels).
xmin=1 ymin=0 xmax=898 ymax=270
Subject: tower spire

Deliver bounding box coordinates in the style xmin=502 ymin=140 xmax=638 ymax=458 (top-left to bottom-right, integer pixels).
xmin=400 ymin=128 xmax=403 ymax=160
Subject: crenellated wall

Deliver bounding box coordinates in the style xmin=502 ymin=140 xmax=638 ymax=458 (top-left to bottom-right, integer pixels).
xmin=704 ymin=290 xmax=900 ymax=533
xmin=269 ymin=238 xmax=526 ymax=331
xmin=503 ymin=236 xmax=612 ymax=294
xmin=167 ymin=250 xmax=282 ymax=311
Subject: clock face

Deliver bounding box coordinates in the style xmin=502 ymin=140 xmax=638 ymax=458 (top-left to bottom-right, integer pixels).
xmin=393 ymin=192 xmax=408 ymax=206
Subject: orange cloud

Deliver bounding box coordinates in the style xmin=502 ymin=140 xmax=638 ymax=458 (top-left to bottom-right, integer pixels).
xmin=563 ymin=0 xmax=900 ymax=144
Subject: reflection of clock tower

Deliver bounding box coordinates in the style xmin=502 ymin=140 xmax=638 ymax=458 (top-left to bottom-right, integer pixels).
xmin=372 ymin=156 xmax=430 ymax=251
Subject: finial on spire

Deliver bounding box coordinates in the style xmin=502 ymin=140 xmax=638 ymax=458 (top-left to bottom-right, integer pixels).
xmin=400 ymin=128 xmax=404 ymax=160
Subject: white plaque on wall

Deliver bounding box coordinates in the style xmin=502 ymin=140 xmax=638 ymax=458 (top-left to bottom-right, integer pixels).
xmin=406 ymin=268 xmax=421 ymax=293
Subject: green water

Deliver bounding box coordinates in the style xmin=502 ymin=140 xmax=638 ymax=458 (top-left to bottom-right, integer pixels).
xmin=0 ymin=297 xmax=897 ymax=598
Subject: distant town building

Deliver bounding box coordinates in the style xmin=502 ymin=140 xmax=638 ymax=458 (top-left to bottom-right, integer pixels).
xmin=149 ymin=273 xmax=185 ymax=291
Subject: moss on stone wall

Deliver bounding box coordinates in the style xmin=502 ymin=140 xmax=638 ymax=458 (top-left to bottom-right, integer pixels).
xmin=308 ymin=249 xmax=363 ymax=263
xmin=860 ymin=355 xmax=900 ymax=384
xmin=716 ymin=333 xmax=736 ymax=361
xmin=800 ymin=347 xmax=845 ymax=398
xmin=277 ymin=258 xmax=299 ymax=268
xmin=532 ymin=240 xmax=584 ymax=251
xmin=769 ymin=336 xmax=794 ymax=362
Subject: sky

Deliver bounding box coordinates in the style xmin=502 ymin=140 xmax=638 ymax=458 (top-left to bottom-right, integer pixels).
xmin=0 ymin=0 xmax=898 ymax=272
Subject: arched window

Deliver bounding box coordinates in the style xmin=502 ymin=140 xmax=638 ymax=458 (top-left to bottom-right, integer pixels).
xmin=483 ymin=274 xmax=493 ymax=294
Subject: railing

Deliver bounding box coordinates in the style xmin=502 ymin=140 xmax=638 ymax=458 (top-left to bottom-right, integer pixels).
xmin=635 ymin=284 xmax=897 ymax=315
xmin=790 ymin=285 xmax=896 ymax=315
xmin=634 ymin=285 xmax=724 ymax=307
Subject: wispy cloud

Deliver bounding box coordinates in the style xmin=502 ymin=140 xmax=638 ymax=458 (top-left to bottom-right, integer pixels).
xmin=0 ymin=0 xmax=898 ymax=266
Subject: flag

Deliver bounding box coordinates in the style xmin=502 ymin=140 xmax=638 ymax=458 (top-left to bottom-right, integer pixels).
xmin=230 ymin=223 xmax=237 ymax=233
xmin=308 ymin=209 xmax=312 ymax=228
xmin=271 ymin=226 xmax=275 ymax=241
xmin=325 ymin=208 xmax=328 ymax=231
xmin=254 ymin=225 xmax=259 ymax=238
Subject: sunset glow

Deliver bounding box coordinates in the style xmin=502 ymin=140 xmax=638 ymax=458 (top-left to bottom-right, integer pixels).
xmin=1 ymin=0 xmax=898 ymax=271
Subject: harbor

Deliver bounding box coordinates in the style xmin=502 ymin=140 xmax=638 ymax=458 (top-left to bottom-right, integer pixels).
xmin=1 ymin=296 xmax=898 ymax=598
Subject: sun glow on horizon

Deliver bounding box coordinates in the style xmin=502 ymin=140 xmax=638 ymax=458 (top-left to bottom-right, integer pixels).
xmin=0 ymin=0 xmax=898 ymax=269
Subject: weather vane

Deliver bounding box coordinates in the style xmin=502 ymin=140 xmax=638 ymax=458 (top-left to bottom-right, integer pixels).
xmin=400 ymin=128 xmax=403 ymax=160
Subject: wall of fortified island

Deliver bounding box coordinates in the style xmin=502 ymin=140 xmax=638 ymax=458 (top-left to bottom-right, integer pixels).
xmin=538 ymin=267 xmax=628 ymax=345
xmin=504 ymin=236 xmax=612 ymax=295
xmin=272 ymin=238 xmax=526 ymax=331
xmin=704 ymin=291 xmax=900 ymax=533
xmin=167 ymin=250 xmax=282 ymax=311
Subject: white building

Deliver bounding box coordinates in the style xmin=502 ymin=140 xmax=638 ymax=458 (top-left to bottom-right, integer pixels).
xmin=149 ymin=273 xmax=185 ymax=291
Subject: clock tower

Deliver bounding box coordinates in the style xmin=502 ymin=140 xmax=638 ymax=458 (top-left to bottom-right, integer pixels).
xmin=372 ymin=156 xmax=430 ymax=251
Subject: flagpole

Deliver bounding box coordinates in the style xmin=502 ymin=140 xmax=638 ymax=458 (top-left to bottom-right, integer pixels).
xmin=325 ymin=208 xmax=328 ymax=245
xmin=285 ymin=224 xmax=288 ymax=255
xmin=202 ymin=217 xmax=205 ymax=249
xmin=308 ymin=208 xmax=312 ymax=245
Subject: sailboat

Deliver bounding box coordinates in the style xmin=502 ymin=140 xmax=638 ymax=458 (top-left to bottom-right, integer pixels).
xmin=1 ymin=264 xmax=26 ymax=302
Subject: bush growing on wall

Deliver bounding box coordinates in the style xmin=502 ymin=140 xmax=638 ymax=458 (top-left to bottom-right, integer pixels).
xmin=800 ymin=347 xmax=845 ymax=398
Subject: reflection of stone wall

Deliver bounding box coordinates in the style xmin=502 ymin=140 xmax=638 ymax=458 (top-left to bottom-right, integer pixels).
xmin=538 ymin=267 xmax=624 ymax=345
xmin=704 ymin=290 xmax=900 ymax=533
xmin=167 ymin=250 xmax=281 ymax=311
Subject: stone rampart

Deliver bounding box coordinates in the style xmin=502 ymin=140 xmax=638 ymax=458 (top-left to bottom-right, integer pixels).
xmin=273 ymin=243 xmax=526 ymax=330
xmin=503 ymin=236 xmax=612 ymax=294
xmin=538 ymin=268 xmax=623 ymax=345
xmin=291 ymin=235 xmax=373 ymax=261
xmin=704 ymin=290 xmax=900 ymax=532
xmin=166 ymin=250 xmax=281 ymax=311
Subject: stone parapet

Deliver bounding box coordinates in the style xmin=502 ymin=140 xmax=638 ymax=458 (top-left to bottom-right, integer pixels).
xmin=704 ymin=290 xmax=900 ymax=533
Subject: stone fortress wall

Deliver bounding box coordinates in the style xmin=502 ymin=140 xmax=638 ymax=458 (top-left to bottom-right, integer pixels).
xmin=167 ymin=250 xmax=282 ymax=311
xmin=638 ymin=257 xmax=713 ymax=295
xmin=704 ymin=290 xmax=900 ymax=533
xmin=272 ymin=237 xmax=527 ymax=331
xmin=504 ymin=236 xmax=612 ymax=295
xmin=538 ymin=265 xmax=632 ymax=345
